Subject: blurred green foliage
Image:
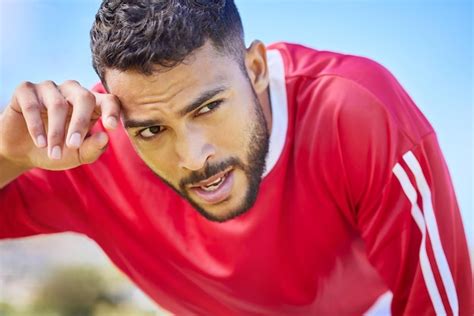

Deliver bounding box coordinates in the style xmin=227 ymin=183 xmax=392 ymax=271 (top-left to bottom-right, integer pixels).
xmin=33 ymin=266 xmax=109 ymax=316
xmin=1 ymin=266 xmax=155 ymax=316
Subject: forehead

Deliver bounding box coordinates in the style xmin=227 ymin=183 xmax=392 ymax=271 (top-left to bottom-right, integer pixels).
xmin=104 ymin=43 xmax=242 ymax=110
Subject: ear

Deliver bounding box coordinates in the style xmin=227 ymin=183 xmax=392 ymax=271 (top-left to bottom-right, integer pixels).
xmin=245 ymin=40 xmax=269 ymax=94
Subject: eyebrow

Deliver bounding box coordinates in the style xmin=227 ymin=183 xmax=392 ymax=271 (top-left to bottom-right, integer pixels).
xmin=124 ymin=118 xmax=162 ymax=129
xmin=123 ymin=85 xmax=228 ymax=129
xmin=178 ymin=85 xmax=228 ymax=116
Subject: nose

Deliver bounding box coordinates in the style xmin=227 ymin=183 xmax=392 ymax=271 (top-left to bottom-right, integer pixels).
xmin=175 ymin=128 xmax=215 ymax=171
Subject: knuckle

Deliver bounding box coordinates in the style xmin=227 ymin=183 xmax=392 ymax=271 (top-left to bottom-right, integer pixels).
xmin=29 ymin=122 xmax=44 ymax=135
xmin=77 ymin=89 xmax=95 ymax=101
xmin=79 ymin=152 xmax=95 ymax=165
xmin=48 ymin=98 xmax=67 ymax=110
xmin=51 ymin=98 xmax=66 ymax=108
xmin=73 ymin=91 xmax=96 ymax=108
xmin=22 ymin=102 xmax=39 ymax=112
xmin=106 ymin=94 xmax=120 ymax=106
xmin=17 ymin=81 xmax=34 ymax=92
xmin=72 ymin=116 xmax=90 ymax=130
xmin=62 ymin=79 xmax=80 ymax=87
xmin=104 ymin=94 xmax=118 ymax=102
xmin=48 ymin=129 xmax=64 ymax=142
xmin=40 ymin=80 xmax=56 ymax=87
xmin=101 ymin=95 xmax=120 ymax=114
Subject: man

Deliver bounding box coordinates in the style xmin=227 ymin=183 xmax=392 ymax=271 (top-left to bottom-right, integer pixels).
xmin=0 ymin=0 xmax=471 ymax=314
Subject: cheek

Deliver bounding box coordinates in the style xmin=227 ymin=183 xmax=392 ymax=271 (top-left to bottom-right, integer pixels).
xmin=211 ymin=102 xmax=256 ymax=153
xmin=132 ymin=142 xmax=179 ymax=183
xmin=230 ymin=106 xmax=257 ymax=156
xmin=127 ymin=100 xmax=256 ymax=176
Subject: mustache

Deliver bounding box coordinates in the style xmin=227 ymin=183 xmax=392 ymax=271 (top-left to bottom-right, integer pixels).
xmin=179 ymin=157 xmax=244 ymax=188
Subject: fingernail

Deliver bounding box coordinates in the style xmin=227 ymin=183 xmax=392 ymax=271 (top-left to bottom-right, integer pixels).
xmin=97 ymin=132 xmax=108 ymax=146
xmin=36 ymin=135 xmax=46 ymax=147
xmin=106 ymin=116 xmax=117 ymax=129
xmin=68 ymin=132 xmax=81 ymax=148
xmin=51 ymin=146 xmax=61 ymax=160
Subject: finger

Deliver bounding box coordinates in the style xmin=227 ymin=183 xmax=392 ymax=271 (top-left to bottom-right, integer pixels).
xmin=37 ymin=81 xmax=70 ymax=159
xmin=78 ymin=131 xmax=109 ymax=164
xmin=94 ymin=92 xmax=121 ymax=130
xmin=13 ymin=81 xmax=47 ymax=148
xmin=59 ymin=81 xmax=97 ymax=149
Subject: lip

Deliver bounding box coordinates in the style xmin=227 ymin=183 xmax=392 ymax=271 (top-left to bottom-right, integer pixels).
xmin=188 ymin=167 xmax=233 ymax=188
xmin=190 ymin=169 xmax=234 ymax=205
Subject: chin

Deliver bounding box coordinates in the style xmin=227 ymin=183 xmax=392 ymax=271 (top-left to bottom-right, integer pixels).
xmin=193 ymin=203 xmax=253 ymax=223
xmin=186 ymin=169 xmax=261 ymax=222
xmin=189 ymin=186 xmax=260 ymax=223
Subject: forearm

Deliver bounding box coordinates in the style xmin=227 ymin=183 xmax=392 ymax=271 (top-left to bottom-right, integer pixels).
xmin=0 ymin=155 xmax=29 ymax=189
xmin=0 ymin=108 xmax=30 ymax=189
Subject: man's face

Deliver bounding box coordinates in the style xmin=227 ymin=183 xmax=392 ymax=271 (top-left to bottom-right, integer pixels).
xmin=105 ymin=42 xmax=270 ymax=222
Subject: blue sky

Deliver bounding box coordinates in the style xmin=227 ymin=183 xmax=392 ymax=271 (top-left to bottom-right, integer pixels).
xmin=0 ymin=0 xmax=472 ymax=247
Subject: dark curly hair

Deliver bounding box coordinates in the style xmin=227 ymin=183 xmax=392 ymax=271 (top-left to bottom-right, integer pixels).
xmin=90 ymin=0 xmax=245 ymax=84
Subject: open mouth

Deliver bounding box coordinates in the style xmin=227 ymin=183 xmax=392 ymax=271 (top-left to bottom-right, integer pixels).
xmin=189 ymin=168 xmax=234 ymax=204
xmin=200 ymin=175 xmax=226 ymax=191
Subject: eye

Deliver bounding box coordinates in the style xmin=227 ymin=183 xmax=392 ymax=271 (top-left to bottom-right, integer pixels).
xmin=196 ymin=100 xmax=222 ymax=115
xmin=138 ymin=125 xmax=165 ymax=139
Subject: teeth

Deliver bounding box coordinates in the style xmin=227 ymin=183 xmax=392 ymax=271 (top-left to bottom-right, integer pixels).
xmin=200 ymin=176 xmax=225 ymax=192
xmin=208 ymin=177 xmax=223 ymax=186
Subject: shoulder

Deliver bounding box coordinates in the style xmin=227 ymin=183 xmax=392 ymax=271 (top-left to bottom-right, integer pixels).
xmin=267 ymin=41 xmax=390 ymax=84
xmin=269 ymin=42 xmax=433 ymax=146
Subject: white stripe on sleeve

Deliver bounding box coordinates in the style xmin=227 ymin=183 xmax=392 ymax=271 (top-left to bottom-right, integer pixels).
xmin=393 ymin=163 xmax=446 ymax=315
xmin=403 ymin=151 xmax=458 ymax=315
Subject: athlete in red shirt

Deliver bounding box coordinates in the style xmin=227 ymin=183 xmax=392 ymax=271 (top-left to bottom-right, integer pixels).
xmin=0 ymin=1 xmax=471 ymax=315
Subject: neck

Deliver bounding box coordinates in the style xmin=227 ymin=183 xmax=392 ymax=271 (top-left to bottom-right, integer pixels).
xmin=258 ymin=86 xmax=272 ymax=134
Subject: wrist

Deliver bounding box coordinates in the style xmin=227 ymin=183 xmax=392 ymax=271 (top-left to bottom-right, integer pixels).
xmin=0 ymin=153 xmax=30 ymax=189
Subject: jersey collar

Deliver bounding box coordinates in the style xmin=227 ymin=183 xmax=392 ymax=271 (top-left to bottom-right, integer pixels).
xmin=262 ymin=49 xmax=288 ymax=178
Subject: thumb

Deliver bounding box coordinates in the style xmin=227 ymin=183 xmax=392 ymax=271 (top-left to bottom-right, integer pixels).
xmin=79 ymin=132 xmax=109 ymax=164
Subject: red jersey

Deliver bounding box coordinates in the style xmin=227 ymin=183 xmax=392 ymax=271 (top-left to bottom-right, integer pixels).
xmin=1 ymin=43 xmax=472 ymax=315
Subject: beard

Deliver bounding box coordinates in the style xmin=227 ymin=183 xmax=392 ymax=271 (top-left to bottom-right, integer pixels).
xmin=155 ymin=90 xmax=270 ymax=222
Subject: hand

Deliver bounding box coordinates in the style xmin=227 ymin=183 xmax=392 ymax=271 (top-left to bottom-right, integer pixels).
xmin=0 ymin=80 xmax=120 ymax=171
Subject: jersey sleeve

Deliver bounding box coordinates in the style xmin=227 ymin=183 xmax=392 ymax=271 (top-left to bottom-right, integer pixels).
xmin=310 ymin=72 xmax=472 ymax=314
xmin=0 ymin=167 xmax=93 ymax=239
